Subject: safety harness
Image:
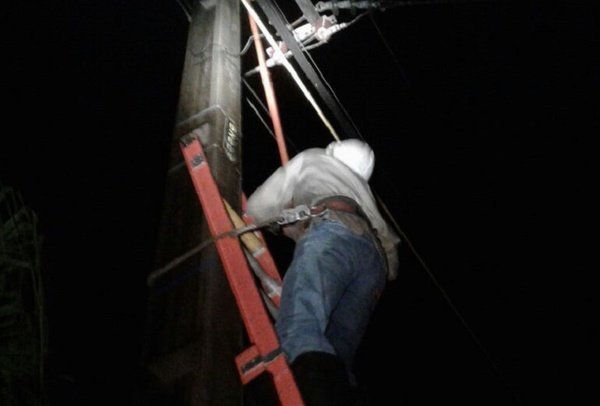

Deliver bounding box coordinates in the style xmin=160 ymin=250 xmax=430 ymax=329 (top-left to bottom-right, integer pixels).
xmin=150 ymin=197 xmax=373 ymax=282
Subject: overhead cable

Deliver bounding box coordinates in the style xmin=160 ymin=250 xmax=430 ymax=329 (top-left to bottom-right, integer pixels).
xmin=241 ymin=0 xmax=341 ymax=141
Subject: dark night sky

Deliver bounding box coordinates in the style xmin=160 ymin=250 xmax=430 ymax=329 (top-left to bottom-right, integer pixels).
xmin=3 ymin=1 xmax=598 ymax=405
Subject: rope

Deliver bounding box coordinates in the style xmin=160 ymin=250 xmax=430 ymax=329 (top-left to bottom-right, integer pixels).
xmin=146 ymin=217 xmax=279 ymax=287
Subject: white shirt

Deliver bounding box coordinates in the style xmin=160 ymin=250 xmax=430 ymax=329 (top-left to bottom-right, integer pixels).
xmin=246 ymin=148 xmax=400 ymax=280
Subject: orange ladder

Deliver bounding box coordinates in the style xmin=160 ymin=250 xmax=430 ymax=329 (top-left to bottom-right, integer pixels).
xmin=179 ymin=132 xmax=303 ymax=405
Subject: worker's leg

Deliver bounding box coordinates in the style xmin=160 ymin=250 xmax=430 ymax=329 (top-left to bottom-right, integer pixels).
xmin=276 ymin=217 xmax=386 ymax=362
xmin=290 ymin=351 xmax=351 ymax=406
xmin=325 ymin=227 xmax=386 ymax=386
xmin=275 ymin=218 xmax=385 ymax=404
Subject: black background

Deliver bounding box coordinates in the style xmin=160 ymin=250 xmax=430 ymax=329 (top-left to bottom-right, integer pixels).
xmin=3 ymin=1 xmax=598 ymax=405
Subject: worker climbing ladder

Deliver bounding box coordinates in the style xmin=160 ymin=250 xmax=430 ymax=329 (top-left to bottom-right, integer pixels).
xmin=179 ymin=132 xmax=304 ymax=405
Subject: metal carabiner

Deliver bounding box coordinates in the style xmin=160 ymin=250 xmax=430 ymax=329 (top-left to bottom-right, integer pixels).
xmin=277 ymin=204 xmax=311 ymax=225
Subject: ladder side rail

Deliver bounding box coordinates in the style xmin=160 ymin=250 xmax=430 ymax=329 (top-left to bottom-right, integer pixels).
xmin=180 ymin=133 xmax=303 ymax=405
xmin=241 ymin=194 xmax=284 ymax=287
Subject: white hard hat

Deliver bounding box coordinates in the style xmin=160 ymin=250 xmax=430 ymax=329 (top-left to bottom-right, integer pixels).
xmin=325 ymin=139 xmax=375 ymax=181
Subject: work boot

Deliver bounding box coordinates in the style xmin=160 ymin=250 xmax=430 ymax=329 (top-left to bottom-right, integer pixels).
xmin=290 ymin=351 xmax=353 ymax=406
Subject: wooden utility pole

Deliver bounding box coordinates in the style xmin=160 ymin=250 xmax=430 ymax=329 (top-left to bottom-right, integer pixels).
xmin=139 ymin=1 xmax=244 ymax=405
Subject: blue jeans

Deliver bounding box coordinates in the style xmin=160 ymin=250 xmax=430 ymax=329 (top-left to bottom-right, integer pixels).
xmin=275 ymin=217 xmax=387 ymax=384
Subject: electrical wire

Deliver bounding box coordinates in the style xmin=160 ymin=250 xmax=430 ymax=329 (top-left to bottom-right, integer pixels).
xmin=174 ymin=0 xmax=192 ymax=22
xmin=363 ymin=4 xmax=523 ymax=403
xmin=243 ymin=77 xmax=302 ymax=154
xmin=241 ymin=0 xmax=341 ymax=141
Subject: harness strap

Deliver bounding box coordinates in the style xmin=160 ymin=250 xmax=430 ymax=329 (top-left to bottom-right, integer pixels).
xmin=310 ymin=196 xmax=367 ymax=219
xmin=275 ymin=196 xmax=367 ymax=227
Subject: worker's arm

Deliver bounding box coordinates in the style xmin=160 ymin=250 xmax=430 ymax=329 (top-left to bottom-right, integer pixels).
xmin=245 ymin=157 xmax=302 ymax=223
